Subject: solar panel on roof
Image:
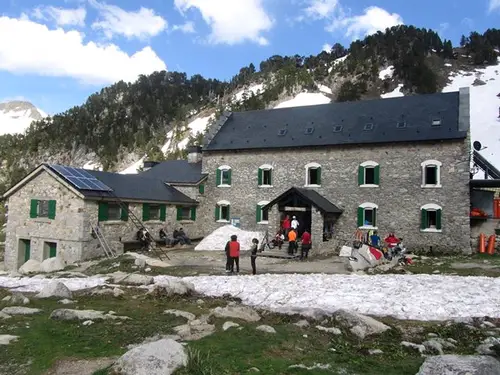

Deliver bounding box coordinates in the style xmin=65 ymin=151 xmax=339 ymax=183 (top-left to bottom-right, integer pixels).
xmin=49 ymin=164 xmax=113 ymax=192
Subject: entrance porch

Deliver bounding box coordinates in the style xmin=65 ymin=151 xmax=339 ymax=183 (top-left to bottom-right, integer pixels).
xmin=262 ymin=187 xmax=343 ymax=255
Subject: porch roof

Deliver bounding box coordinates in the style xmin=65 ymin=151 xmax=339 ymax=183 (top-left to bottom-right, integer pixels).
xmin=262 ymin=187 xmax=343 ymax=214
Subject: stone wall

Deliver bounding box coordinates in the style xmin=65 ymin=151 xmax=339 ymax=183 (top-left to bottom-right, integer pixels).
xmin=169 ymin=184 xmax=205 ymax=239
xmin=198 ymin=140 xmax=471 ymax=254
xmin=4 ymin=170 xmax=85 ymax=271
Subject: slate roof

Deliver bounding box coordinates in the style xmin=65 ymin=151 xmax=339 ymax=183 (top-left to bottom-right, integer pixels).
xmin=46 ymin=165 xmax=197 ymax=204
xmin=263 ymin=187 xmax=343 ymax=214
xmin=140 ymin=160 xmax=207 ymax=184
xmin=204 ymin=92 xmax=466 ymax=151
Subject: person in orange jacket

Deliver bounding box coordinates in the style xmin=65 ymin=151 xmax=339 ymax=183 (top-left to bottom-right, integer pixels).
xmin=288 ymin=229 xmax=297 ymax=255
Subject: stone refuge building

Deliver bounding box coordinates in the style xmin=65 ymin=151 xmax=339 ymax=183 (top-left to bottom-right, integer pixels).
xmin=1 ymin=163 xmax=206 ymax=271
xmin=199 ymin=88 xmax=472 ymax=254
xmin=1 ymin=87 xmax=480 ymax=270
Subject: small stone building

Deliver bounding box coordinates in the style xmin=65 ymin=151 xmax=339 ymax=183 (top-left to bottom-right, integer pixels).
xmin=2 ymin=162 xmax=205 ymax=271
xmin=197 ymin=88 xmax=472 ymax=254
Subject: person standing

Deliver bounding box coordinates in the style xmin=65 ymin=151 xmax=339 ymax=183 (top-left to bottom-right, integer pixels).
xmin=291 ymin=216 xmax=300 ymax=235
xmin=250 ymin=238 xmax=259 ymax=275
xmin=288 ymin=229 xmax=297 ymax=255
xmin=226 ymin=234 xmax=240 ymax=273
xmin=282 ymin=215 xmax=291 ymax=237
xmin=300 ymin=229 xmax=311 ymax=260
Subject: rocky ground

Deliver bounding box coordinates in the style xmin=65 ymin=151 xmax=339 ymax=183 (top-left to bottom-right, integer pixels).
xmin=0 ymin=251 xmax=500 ymax=374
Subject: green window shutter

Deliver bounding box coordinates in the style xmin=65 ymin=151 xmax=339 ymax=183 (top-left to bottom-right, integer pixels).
xmin=49 ymin=243 xmax=57 ymax=258
xmin=317 ymin=167 xmax=322 ymax=185
xmin=30 ymin=199 xmax=39 ymax=218
xmin=160 ymin=204 xmax=167 ymax=221
xmin=256 ymin=204 xmax=262 ymax=223
xmin=142 ymin=203 xmax=150 ymax=221
xmin=190 ymin=207 xmax=197 ymax=221
xmin=216 ymin=169 xmax=221 ymax=185
xmin=215 ymin=205 xmax=220 ymax=221
xmin=420 ymin=209 xmax=428 ymax=229
xmin=258 ymin=168 xmax=263 ymax=186
xmin=199 ymin=184 xmax=205 ymax=194
xmin=357 ymin=207 xmax=364 ymax=227
xmin=373 ymin=208 xmax=377 ymax=227
xmin=374 ymin=165 xmax=380 ymax=185
xmin=176 ymin=207 xmax=182 ymax=221
xmin=98 ymin=202 xmax=108 ymax=222
xmin=24 ymin=241 xmax=31 ymax=262
xmin=48 ymin=200 xmax=56 ymax=219
xmin=436 ymin=209 xmax=442 ymax=230
xmin=227 ymin=169 xmax=232 ymax=185
xmin=358 ymin=166 xmax=365 ymax=185
xmin=120 ymin=203 xmax=129 ymax=221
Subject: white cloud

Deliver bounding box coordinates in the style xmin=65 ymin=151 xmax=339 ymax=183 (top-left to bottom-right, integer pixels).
xmin=0 ymin=16 xmax=167 ymax=85
xmin=32 ymin=6 xmax=86 ymax=27
xmin=89 ymin=0 xmax=167 ymax=40
xmin=174 ymin=0 xmax=273 ymax=45
xmin=328 ymin=6 xmax=403 ymax=40
xmin=172 ymin=21 xmax=195 ymax=33
xmin=322 ymin=43 xmax=332 ymax=52
xmin=304 ymin=0 xmax=339 ymax=19
xmin=488 ymin=0 xmax=500 ymax=12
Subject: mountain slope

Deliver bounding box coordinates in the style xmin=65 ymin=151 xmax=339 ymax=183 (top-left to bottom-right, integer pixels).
xmin=0 ymin=101 xmax=47 ymax=136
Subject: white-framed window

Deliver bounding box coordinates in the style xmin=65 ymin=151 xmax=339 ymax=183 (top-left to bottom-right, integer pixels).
xmin=305 ymin=162 xmax=322 ymax=186
xmin=215 ymin=200 xmax=230 ymax=222
xmin=357 ymin=202 xmax=378 ymax=229
xmin=258 ymin=164 xmax=273 ymax=187
xmin=216 ymin=165 xmax=232 ymax=187
xmin=420 ymin=203 xmax=442 ymax=232
xmin=358 ymin=161 xmax=380 ymax=187
xmin=421 ymin=160 xmax=442 ymax=188
xmin=256 ymin=200 xmax=270 ymax=224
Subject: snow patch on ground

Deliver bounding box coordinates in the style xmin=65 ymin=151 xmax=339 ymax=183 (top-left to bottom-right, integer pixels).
xmin=381 ymin=84 xmax=404 ymax=99
xmin=120 ymin=156 xmax=145 ymax=174
xmin=445 ymin=63 xmax=452 ymax=67
xmin=233 ymin=83 xmax=265 ymax=102
xmin=274 ymin=93 xmax=331 ymax=109
xmin=0 ymin=276 xmax=107 ymax=293
xmin=194 ymin=225 xmax=265 ymax=251
xmin=443 ymin=59 xmax=500 ymax=169
xmin=379 ymin=66 xmax=394 ymax=80
xmin=318 ymin=84 xmax=332 ymax=95
xmin=82 ymin=161 xmax=103 ymax=171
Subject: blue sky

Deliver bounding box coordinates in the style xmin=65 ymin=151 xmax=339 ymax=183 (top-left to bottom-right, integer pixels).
xmin=0 ymin=0 xmax=498 ymax=114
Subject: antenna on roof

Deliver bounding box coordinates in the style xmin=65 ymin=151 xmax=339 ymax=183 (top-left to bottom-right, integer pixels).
xmin=473 ymin=141 xmax=487 ymax=152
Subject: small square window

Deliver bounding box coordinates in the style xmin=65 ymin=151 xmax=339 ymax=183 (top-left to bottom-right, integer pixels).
xmin=107 ymin=204 xmax=121 ymax=221
xmin=427 ymin=210 xmax=437 ymax=228
xmin=37 ymin=200 xmax=49 ymax=218
xmin=396 ymin=121 xmax=406 ymax=128
xmin=278 ymin=128 xmax=287 ymax=136
xmin=179 ymin=207 xmax=192 ymax=220
xmin=364 ymin=123 xmax=374 ymax=131
xmin=263 ymin=169 xmax=272 ymax=185
xmin=220 ymin=206 xmax=230 ymax=221
xmin=364 ymin=209 xmax=375 ymax=226
xmin=261 ymin=207 xmax=269 ymax=222
xmin=308 ymin=168 xmax=320 ymax=185
xmin=425 ymin=166 xmax=438 ymax=185
xmin=333 ymin=125 xmax=343 ymax=132
xmin=365 ymin=167 xmax=375 ymax=185
xmin=221 ymin=170 xmax=230 ymax=185
xmin=432 ymin=118 xmax=441 ymax=126
xmin=149 ymin=205 xmax=161 ymax=221
xmin=304 ymin=127 xmax=314 ymax=135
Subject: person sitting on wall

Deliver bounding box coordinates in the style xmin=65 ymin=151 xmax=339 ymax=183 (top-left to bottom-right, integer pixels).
xmin=177 ymin=228 xmax=192 ymax=245
xmin=159 ymin=228 xmax=172 ymax=246
xmin=273 ymin=230 xmax=285 ymax=250
xmin=137 ymin=227 xmax=152 ymax=251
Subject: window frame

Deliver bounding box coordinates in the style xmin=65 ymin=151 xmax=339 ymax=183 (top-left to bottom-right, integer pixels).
xmin=177 ymin=206 xmax=196 ymax=221
xmin=258 ymin=164 xmax=273 ymax=188
xmin=420 ymin=203 xmax=442 ymax=233
xmin=305 ymin=162 xmax=322 ymax=187
xmin=216 ymin=165 xmax=232 ymax=188
xmin=30 ymin=199 xmax=56 ymax=220
xmin=358 ymin=202 xmax=378 ymax=229
xmin=107 ymin=203 xmax=122 ymax=221
xmin=358 ymin=161 xmax=380 ymax=187
xmin=256 ymin=200 xmax=270 ymax=224
xmin=216 ymin=200 xmax=231 ymax=223
xmin=421 ymin=160 xmax=442 ymax=188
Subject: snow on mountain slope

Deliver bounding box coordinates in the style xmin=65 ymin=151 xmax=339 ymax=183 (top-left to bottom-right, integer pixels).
xmin=379 ymin=66 xmax=395 ymax=80
xmin=83 ymin=161 xmax=103 ymax=171
xmin=318 ymin=84 xmax=333 ymax=95
xmin=443 ymin=60 xmax=500 ymax=169
xmin=381 ymin=84 xmax=404 ymax=98
xmin=0 ymin=101 xmax=47 ymax=135
xmin=120 ymin=156 xmax=145 ymax=174
xmin=274 ymin=92 xmax=331 ymax=109
xmin=233 ymin=83 xmax=265 ymax=102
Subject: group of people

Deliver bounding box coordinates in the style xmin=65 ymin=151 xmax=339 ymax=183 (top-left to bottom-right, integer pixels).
xmin=159 ymin=227 xmax=191 ymax=246
xmin=271 ymin=215 xmax=312 ymax=260
xmin=224 ymin=235 xmax=260 ymax=275
xmin=361 ymin=229 xmax=402 ymax=260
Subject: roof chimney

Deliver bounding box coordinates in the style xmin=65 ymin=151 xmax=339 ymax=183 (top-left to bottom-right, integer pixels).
xmin=187 ymin=146 xmax=202 ymax=163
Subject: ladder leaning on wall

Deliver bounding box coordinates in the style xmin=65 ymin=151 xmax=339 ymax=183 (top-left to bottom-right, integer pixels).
xmin=92 ymin=224 xmax=117 ymax=258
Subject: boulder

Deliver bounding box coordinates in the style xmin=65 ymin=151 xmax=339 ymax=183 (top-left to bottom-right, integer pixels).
xmin=0 ymin=335 xmax=18 ymax=345
xmin=256 ymin=325 xmax=276 ymax=334
xmin=111 ymin=273 xmax=154 ymax=286
xmin=211 ymin=305 xmax=261 ymax=322
xmin=333 ymin=309 xmax=390 ymax=339
xmin=113 ymin=288 xmax=125 ymax=298
xmin=476 ymin=337 xmax=500 ymax=355
xmin=36 ymin=281 xmax=72 ymax=299
xmin=1 ymin=307 xmax=42 ymax=316
xmin=134 ymin=258 xmax=147 ymax=269
xmin=315 ymin=325 xmax=341 ymax=335
xmin=49 ymin=309 xmax=129 ymax=321
xmin=19 ymin=259 xmax=41 ymax=275
xmin=113 ymin=339 xmax=187 ymax=375
xmin=401 ymin=341 xmax=426 ymax=354
xmin=58 ymin=299 xmax=75 ymax=305
xmin=164 ymin=309 xmax=196 ymax=321
xmin=173 ymin=315 xmax=216 ymax=341
xmin=9 ymin=293 xmax=30 ymax=305
xmin=222 ymin=321 xmax=240 ymax=331
xmin=147 ymin=280 xmax=194 ymax=297
xmin=0 ymin=312 xmax=12 ymax=320
xmin=416 ymin=355 xmax=500 ymax=375
xmin=39 ymin=257 xmax=66 ymax=273
xmin=294 ymin=320 xmax=310 ymax=328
